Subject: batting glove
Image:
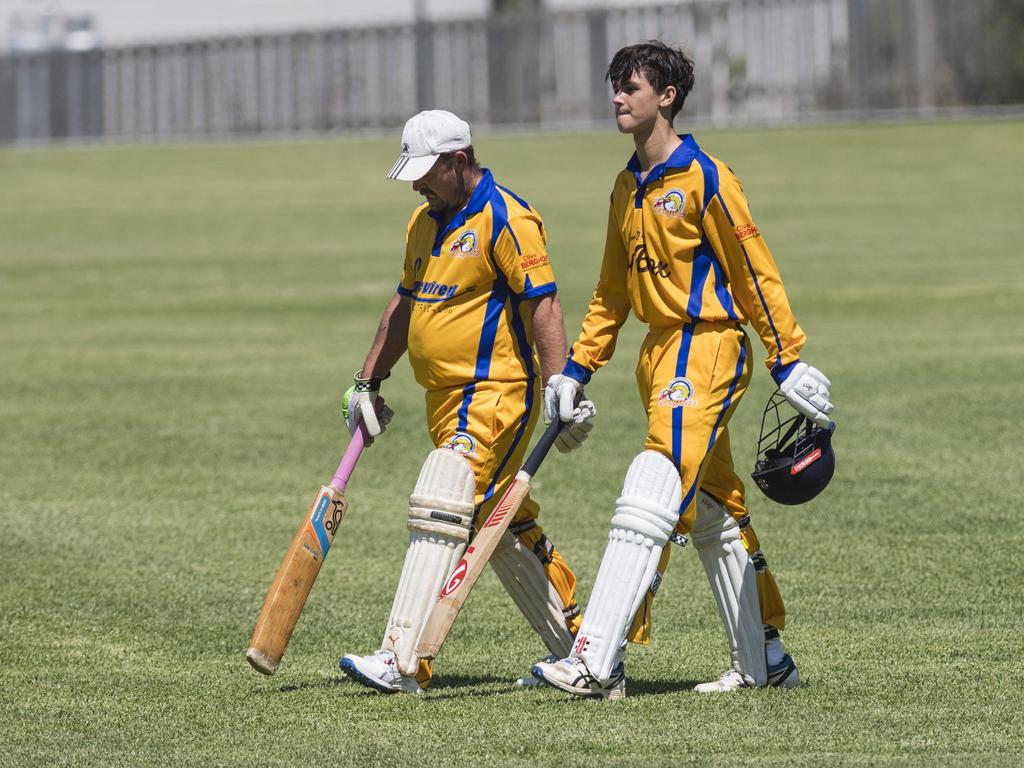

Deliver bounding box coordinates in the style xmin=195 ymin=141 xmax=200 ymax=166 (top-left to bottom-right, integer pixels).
xmin=778 ymin=362 xmax=833 ymax=427
xmin=543 ymin=374 xmax=583 ymax=423
xmin=554 ymin=399 xmax=596 ymax=453
xmin=342 ymin=370 xmax=393 ymax=439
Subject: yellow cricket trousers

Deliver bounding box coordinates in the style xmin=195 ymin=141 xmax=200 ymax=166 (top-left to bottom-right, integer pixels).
xmin=627 ymin=321 xmax=785 ymax=643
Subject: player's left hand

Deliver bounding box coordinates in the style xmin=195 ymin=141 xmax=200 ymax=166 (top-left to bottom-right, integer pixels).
xmin=778 ymin=362 xmax=833 ymax=427
xmin=544 ymin=374 xmax=583 ymax=423
xmin=554 ymin=399 xmax=596 ymax=453
xmin=342 ymin=371 xmax=394 ymax=441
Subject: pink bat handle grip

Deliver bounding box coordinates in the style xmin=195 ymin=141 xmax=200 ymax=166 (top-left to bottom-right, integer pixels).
xmin=328 ymin=397 xmax=385 ymax=491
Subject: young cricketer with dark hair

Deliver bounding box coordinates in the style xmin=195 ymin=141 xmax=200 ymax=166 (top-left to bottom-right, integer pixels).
xmin=535 ymin=41 xmax=836 ymax=698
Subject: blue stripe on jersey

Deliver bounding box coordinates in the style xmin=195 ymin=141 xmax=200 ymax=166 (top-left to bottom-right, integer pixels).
xmin=686 ymin=243 xmax=713 ymax=320
xmin=489 ymin=187 xmax=509 ymax=251
xmin=469 ymin=178 xmax=511 ymax=381
xmin=396 ymin=284 xmax=414 ymax=297
xmin=708 ymin=255 xmax=738 ymax=320
xmin=693 ymin=149 xmax=737 ymax=319
xmin=715 ymin=191 xmax=785 ymax=369
xmin=678 ymin=334 xmax=748 ymax=515
xmin=474 ymin=269 xmax=509 ymax=380
xmin=696 ymin=150 xmax=719 ymax=216
xmin=457 ymin=382 xmax=476 ymax=432
xmin=671 ymin=322 xmax=696 ymax=468
xmin=507 ymin=225 xmax=524 ymax=256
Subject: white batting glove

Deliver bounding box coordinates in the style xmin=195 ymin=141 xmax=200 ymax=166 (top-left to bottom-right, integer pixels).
xmin=544 ymin=374 xmax=583 ymax=423
xmin=554 ymin=400 xmax=596 ymax=454
xmin=778 ymin=362 xmax=833 ymax=427
xmin=342 ymin=371 xmax=394 ymax=440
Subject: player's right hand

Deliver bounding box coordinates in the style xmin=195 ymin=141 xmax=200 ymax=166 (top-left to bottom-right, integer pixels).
xmin=544 ymin=374 xmax=583 ymax=423
xmin=342 ymin=371 xmax=394 ymax=439
xmin=778 ymin=362 xmax=833 ymax=427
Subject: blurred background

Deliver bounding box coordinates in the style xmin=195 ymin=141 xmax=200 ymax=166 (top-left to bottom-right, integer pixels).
xmin=2 ymin=0 xmax=1023 ymax=144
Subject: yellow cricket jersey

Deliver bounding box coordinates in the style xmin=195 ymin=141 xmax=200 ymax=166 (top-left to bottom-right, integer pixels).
xmin=565 ymin=134 xmax=807 ymax=387
xmin=398 ymin=169 xmax=557 ymax=391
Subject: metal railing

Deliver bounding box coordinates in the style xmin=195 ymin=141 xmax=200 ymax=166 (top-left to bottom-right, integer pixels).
xmin=1 ymin=0 xmax=1019 ymax=144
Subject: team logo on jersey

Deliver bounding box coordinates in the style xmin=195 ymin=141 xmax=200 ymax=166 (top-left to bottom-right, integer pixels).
xmin=449 ymin=230 xmax=481 ymax=258
xmin=658 ymin=377 xmax=698 ymax=408
xmin=652 ymin=188 xmax=686 ymax=218
xmin=445 ymin=432 xmax=478 ymax=458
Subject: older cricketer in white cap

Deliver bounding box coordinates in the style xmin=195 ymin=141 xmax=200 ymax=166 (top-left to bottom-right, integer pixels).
xmin=337 ymin=109 xmax=596 ymax=694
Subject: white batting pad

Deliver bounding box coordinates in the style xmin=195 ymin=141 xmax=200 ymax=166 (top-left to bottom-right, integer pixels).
xmin=382 ymin=448 xmax=475 ymax=676
xmin=691 ymin=491 xmax=767 ymax=687
xmin=490 ymin=530 xmax=574 ymax=658
xmin=573 ymin=450 xmax=681 ymax=682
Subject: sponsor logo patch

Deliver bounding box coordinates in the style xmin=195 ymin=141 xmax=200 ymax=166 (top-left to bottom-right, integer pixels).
xmin=520 ymin=252 xmax=549 ymax=271
xmin=652 ymin=188 xmax=686 ymax=218
xmin=657 ymin=377 xmax=698 ymax=408
xmin=734 ymin=224 xmax=761 ymax=242
xmin=445 ymin=432 xmax=477 ymax=458
xmin=790 ymin=447 xmax=822 ymax=475
xmin=574 ymin=635 xmax=590 ymax=654
xmin=449 ymin=230 xmax=480 ymax=258
xmin=410 ymin=280 xmax=459 ymax=302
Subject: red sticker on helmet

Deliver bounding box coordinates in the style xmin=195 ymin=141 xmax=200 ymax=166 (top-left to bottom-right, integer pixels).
xmin=790 ymin=448 xmax=822 ymax=475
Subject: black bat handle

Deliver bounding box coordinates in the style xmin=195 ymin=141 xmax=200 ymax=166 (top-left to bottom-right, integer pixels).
xmin=520 ymin=392 xmax=583 ymax=478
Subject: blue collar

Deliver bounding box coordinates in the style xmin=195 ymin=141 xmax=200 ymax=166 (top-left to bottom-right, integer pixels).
xmin=626 ymin=134 xmax=700 ymax=186
xmin=428 ymin=168 xmax=494 ymax=229
xmin=428 ymin=169 xmax=494 ymax=256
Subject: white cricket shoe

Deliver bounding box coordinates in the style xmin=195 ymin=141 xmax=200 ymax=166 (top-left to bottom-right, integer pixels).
xmin=694 ymin=654 xmax=801 ymax=692
xmin=694 ymin=669 xmax=748 ymax=692
xmin=515 ymin=654 xmax=558 ymax=687
xmin=339 ymin=650 xmax=423 ymax=694
xmin=530 ymin=656 xmax=626 ymax=700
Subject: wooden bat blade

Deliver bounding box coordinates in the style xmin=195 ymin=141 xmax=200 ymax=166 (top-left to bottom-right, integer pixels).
xmin=246 ymin=485 xmax=348 ymax=675
xmin=415 ymin=473 xmax=530 ymax=660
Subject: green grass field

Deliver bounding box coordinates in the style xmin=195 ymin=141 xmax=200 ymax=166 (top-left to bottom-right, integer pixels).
xmin=2 ymin=119 xmax=1022 ymax=767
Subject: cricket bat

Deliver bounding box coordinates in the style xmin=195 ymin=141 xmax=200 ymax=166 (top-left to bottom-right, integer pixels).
xmin=245 ymin=411 xmax=377 ymax=675
xmin=415 ymin=411 xmax=570 ymax=661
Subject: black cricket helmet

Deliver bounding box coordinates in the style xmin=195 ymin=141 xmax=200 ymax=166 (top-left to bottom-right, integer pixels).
xmin=751 ymin=392 xmax=835 ymax=505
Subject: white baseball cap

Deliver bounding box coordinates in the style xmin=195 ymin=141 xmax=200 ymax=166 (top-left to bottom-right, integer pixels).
xmin=385 ymin=110 xmax=472 ymax=181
